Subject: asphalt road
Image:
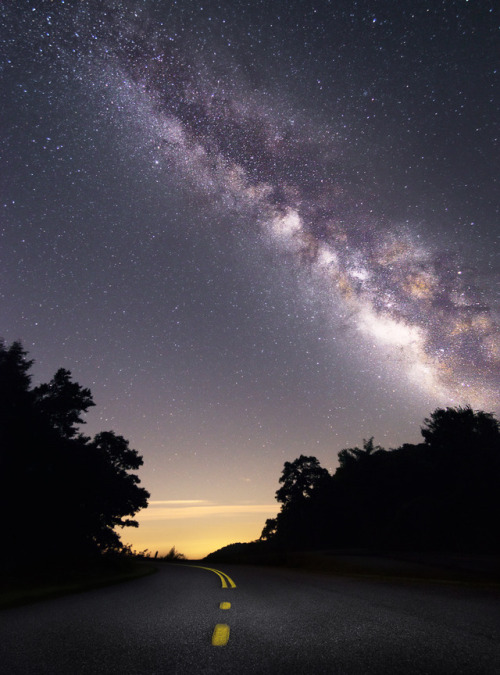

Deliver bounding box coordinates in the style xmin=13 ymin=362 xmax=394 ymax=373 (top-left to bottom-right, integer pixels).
xmin=1 ymin=563 xmax=499 ymax=674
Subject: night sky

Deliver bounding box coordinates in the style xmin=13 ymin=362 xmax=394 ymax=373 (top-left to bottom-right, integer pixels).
xmin=1 ymin=0 xmax=499 ymax=558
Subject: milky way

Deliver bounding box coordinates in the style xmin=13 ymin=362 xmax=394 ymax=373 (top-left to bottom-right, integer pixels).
xmin=2 ymin=1 xmax=499 ymax=407
xmin=53 ymin=1 xmax=499 ymax=407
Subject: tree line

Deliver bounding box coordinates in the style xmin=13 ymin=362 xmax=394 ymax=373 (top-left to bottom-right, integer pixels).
xmin=208 ymin=406 xmax=500 ymax=561
xmin=260 ymin=407 xmax=500 ymax=553
xmin=0 ymin=341 xmax=149 ymax=569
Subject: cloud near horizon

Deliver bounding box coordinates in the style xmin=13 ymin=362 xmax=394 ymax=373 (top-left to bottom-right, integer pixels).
xmin=141 ymin=501 xmax=277 ymax=521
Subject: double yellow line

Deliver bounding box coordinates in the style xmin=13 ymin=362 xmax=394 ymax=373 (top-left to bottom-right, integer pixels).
xmin=188 ymin=565 xmax=237 ymax=589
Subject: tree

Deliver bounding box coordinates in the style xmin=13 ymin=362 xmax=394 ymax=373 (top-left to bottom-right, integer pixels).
xmin=332 ymin=438 xmax=388 ymax=547
xmin=164 ymin=546 xmax=186 ymax=561
xmin=337 ymin=437 xmax=385 ymax=470
xmin=253 ymin=406 xmax=500 ymax=554
xmin=33 ymin=368 xmax=95 ymax=439
xmin=276 ymin=455 xmax=330 ymax=507
xmin=260 ymin=517 xmax=277 ymax=541
xmin=0 ymin=340 xmax=33 ymax=428
xmin=0 ymin=339 xmax=32 ymax=393
xmin=419 ymin=406 xmax=500 ymax=551
xmin=93 ymin=431 xmax=145 ymax=474
xmin=0 ymin=340 xmax=149 ymax=567
xmin=268 ymin=456 xmax=332 ymax=549
xmin=421 ymin=406 xmax=500 ymax=452
xmin=71 ymin=431 xmax=150 ymax=553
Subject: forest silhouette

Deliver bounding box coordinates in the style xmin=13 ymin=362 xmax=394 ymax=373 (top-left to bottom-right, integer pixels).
xmin=209 ymin=406 xmax=500 ymax=561
xmin=2 ymin=340 xmax=499 ymax=571
xmin=0 ymin=340 xmax=149 ymax=571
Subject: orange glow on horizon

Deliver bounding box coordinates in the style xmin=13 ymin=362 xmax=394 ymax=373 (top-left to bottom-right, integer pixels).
xmin=121 ymin=500 xmax=278 ymax=560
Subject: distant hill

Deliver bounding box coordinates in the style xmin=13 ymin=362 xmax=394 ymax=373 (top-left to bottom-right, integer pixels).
xmin=204 ymin=541 xmax=284 ymax=565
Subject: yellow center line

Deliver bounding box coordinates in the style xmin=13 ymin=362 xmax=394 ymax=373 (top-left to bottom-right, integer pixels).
xmin=181 ymin=565 xmax=236 ymax=647
xmin=187 ymin=565 xmax=237 ymax=589
xmin=212 ymin=624 xmax=230 ymax=646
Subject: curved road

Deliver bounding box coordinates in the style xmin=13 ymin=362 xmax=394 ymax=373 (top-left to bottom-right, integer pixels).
xmin=1 ymin=563 xmax=499 ymax=674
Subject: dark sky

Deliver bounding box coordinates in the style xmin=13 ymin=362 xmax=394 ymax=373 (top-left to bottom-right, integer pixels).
xmin=1 ymin=0 xmax=499 ymax=557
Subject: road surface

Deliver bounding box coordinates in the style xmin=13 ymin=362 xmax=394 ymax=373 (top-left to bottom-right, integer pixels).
xmin=1 ymin=563 xmax=499 ymax=674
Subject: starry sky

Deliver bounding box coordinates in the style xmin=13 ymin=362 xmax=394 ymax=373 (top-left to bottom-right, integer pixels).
xmin=1 ymin=0 xmax=499 ymax=559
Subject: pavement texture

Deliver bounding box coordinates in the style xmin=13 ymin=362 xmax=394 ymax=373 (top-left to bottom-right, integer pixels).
xmin=1 ymin=563 xmax=499 ymax=674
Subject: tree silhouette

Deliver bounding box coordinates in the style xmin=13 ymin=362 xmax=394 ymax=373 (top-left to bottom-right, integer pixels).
xmin=93 ymin=431 xmax=145 ymax=475
xmin=164 ymin=546 xmax=186 ymax=561
xmin=33 ymin=368 xmax=94 ymax=439
xmin=337 ymin=437 xmax=385 ymax=470
xmin=418 ymin=406 xmax=500 ymax=551
xmin=0 ymin=340 xmax=149 ymax=568
xmin=0 ymin=340 xmax=32 ymax=391
xmin=0 ymin=340 xmax=33 ymax=429
xmin=276 ymin=455 xmax=330 ymax=507
xmin=332 ymin=437 xmax=387 ymax=546
xmin=258 ymin=407 xmax=500 ymax=554
xmin=270 ymin=456 xmax=332 ymax=549
xmin=421 ymin=406 xmax=500 ymax=452
xmin=260 ymin=517 xmax=278 ymax=541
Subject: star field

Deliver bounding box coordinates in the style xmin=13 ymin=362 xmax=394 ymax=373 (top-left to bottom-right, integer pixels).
xmin=1 ymin=0 xmax=498 ymax=557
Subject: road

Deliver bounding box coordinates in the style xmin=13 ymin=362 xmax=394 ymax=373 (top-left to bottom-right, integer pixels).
xmin=1 ymin=563 xmax=499 ymax=674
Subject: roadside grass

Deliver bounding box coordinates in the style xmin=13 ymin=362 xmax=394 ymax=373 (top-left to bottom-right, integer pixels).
xmin=0 ymin=558 xmax=157 ymax=610
xmin=280 ymin=550 xmax=500 ymax=588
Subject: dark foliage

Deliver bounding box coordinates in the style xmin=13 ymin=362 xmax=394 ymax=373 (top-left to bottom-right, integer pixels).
xmin=0 ymin=340 xmax=149 ymax=569
xmin=275 ymin=455 xmax=331 ymax=506
xmin=204 ymin=540 xmax=285 ymax=565
xmin=260 ymin=407 xmax=500 ymax=553
xmin=33 ymin=368 xmax=94 ymax=439
xmin=163 ymin=546 xmax=186 ymax=561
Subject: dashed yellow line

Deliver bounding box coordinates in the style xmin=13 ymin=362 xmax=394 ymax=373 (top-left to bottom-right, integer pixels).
xmin=212 ymin=624 xmax=230 ymax=646
xmin=219 ymin=601 xmax=231 ymax=610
